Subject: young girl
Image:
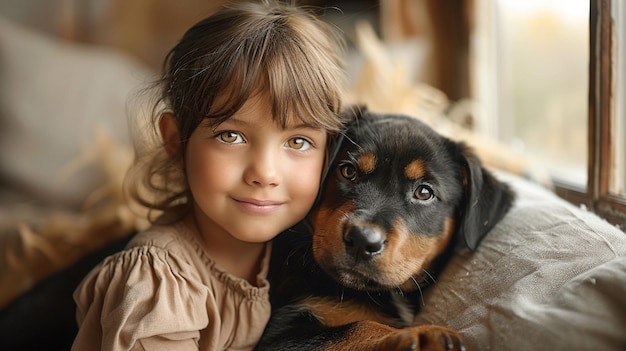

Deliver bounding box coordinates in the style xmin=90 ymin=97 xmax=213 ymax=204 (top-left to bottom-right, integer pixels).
xmin=71 ymin=1 xmax=348 ymax=350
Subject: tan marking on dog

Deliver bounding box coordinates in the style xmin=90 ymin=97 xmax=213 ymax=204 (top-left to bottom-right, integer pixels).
xmin=302 ymin=296 xmax=398 ymax=328
xmin=316 ymin=320 xmax=401 ymax=351
xmin=404 ymin=160 xmax=426 ymax=180
xmin=311 ymin=200 xmax=355 ymax=264
xmin=320 ymin=321 xmax=401 ymax=350
xmin=358 ymin=152 xmax=376 ymax=174
xmin=397 ymin=217 xmax=456 ymax=290
xmin=362 ymin=217 xmax=456 ymax=291
xmin=318 ymin=321 xmax=464 ymax=351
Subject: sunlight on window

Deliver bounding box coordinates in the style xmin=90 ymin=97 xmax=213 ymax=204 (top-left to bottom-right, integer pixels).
xmin=495 ymin=0 xmax=589 ymax=187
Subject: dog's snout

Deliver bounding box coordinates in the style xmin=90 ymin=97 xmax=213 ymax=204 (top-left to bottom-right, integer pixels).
xmin=343 ymin=225 xmax=385 ymax=259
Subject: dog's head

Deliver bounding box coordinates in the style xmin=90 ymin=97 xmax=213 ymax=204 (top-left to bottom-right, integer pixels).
xmin=309 ymin=108 xmax=514 ymax=291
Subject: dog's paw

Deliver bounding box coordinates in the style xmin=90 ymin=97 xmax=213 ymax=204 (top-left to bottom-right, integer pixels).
xmin=377 ymin=326 xmax=465 ymax=351
xmin=413 ymin=325 xmax=465 ymax=351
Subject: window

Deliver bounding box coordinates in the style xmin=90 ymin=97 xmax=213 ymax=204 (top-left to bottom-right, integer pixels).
xmin=473 ymin=0 xmax=626 ymax=227
xmin=487 ymin=0 xmax=588 ymax=186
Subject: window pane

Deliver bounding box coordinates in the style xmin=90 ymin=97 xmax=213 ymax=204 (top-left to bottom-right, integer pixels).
xmin=495 ymin=0 xmax=589 ymax=187
xmin=614 ymin=1 xmax=626 ymax=196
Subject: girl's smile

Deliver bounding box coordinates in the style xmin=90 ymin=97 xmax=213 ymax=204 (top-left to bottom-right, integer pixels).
xmin=232 ymin=197 xmax=285 ymax=215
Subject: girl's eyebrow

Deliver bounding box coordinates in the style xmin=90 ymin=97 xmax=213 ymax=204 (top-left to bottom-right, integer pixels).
xmin=207 ymin=117 xmax=248 ymax=131
xmin=218 ymin=118 xmax=249 ymax=126
xmin=290 ymin=123 xmax=324 ymax=131
xmin=219 ymin=117 xmax=323 ymax=131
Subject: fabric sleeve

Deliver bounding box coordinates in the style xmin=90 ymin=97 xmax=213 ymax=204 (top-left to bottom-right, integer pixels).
xmin=72 ymin=246 xmax=209 ymax=351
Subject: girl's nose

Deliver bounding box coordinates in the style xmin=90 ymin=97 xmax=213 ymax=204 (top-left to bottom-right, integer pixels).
xmin=243 ymin=148 xmax=281 ymax=187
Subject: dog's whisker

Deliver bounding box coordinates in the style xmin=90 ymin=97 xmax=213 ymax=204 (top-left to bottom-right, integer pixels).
xmin=342 ymin=133 xmax=358 ymax=148
xmin=410 ymin=276 xmax=426 ymax=307
xmin=422 ymin=269 xmax=437 ymax=285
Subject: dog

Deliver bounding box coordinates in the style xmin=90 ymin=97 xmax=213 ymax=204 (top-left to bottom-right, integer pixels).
xmin=255 ymin=108 xmax=514 ymax=351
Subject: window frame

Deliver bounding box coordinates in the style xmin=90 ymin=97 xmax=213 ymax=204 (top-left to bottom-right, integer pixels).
xmin=555 ymin=0 xmax=626 ymax=227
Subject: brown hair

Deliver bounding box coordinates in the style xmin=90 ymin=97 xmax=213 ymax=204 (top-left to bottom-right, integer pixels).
xmin=126 ymin=0 xmax=348 ymax=221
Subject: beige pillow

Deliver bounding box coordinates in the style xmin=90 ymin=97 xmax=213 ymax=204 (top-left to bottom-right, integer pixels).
xmin=0 ymin=16 xmax=154 ymax=206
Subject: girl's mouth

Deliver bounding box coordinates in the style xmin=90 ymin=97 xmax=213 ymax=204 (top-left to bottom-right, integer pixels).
xmin=233 ymin=198 xmax=284 ymax=214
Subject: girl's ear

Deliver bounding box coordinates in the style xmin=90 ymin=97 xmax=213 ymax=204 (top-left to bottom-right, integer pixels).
xmin=159 ymin=112 xmax=181 ymax=157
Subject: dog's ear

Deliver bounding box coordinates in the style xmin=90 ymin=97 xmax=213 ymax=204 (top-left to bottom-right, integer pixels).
xmin=456 ymin=143 xmax=515 ymax=250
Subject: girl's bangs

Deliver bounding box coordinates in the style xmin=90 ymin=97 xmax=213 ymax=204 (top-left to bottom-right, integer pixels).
xmin=264 ymin=50 xmax=343 ymax=132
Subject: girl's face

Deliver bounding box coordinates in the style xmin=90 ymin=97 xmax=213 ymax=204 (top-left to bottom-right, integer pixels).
xmin=184 ymin=94 xmax=327 ymax=244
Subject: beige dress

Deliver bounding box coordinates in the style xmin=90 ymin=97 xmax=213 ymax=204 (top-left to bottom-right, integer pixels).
xmin=71 ymin=221 xmax=272 ymax=351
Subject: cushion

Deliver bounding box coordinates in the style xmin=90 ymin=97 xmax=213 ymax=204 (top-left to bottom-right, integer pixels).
xmin=0 ymin=16 xmax=154 ymax=205
xmin=416 ymin=172 xmax=626 ymax=351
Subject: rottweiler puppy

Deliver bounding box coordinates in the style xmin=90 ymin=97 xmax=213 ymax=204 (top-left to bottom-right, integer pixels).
xmin=256 ymin=108 xmax=514 ymax=351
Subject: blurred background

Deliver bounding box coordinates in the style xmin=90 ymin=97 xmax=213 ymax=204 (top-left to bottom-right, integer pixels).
xmin=1 ymin=0 xmax=611 ymax=208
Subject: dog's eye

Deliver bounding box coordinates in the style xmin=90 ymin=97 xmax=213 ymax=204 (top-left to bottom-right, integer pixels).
xmin=339 ymin=163 xmax=357 ymax=181
xmin=415 ymin=184 xmax=435 ymax=201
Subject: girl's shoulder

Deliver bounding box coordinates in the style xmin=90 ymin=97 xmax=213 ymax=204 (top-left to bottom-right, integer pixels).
xmin=127 ymin=221 xmax=196 ymax=255
xmin=76 ymin=222 xmax=205 ymax=296
xmin=73 ymin=222 xmax=210 ymax=348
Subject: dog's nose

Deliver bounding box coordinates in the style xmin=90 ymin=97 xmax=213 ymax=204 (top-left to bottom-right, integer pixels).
xmin=343 ymin=225 xmax=385 ymax=259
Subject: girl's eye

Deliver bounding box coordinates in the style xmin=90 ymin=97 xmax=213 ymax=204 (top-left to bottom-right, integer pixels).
xmin=415 ymin=184 xmax=435 ymax=202
xmin=216 ymin=131 xmax=244 ymax=144
xmin=286 ymin=137 xmax=312 ymax=151
xmin=339 ymin=162 xmax=357 ymax=181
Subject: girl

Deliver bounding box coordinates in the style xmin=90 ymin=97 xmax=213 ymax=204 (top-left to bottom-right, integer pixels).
xmin=71 ymin=1 xmax=347 ymax=350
